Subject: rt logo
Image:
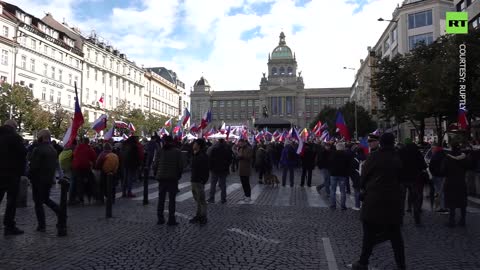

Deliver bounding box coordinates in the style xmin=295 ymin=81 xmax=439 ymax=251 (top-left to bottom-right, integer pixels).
xmin=446 ymin=12 xmax=468 ymax=34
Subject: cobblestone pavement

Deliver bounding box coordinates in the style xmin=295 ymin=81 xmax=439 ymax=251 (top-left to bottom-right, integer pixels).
xmin=1 ymin=169 xmax=479 ymax=270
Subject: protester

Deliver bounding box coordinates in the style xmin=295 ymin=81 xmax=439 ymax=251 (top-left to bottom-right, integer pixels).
xmin=429 ymin=143 xmax=447 ymax=213
xmin=300 ymin=141 xmax=316 ymax=187
xmin=237 ymin=139 xmax=253 ymax=202
xmin=352 ymin=133 xmax=406 ymax=270
xmin=442 ymin=142 xmax=469 ymax=227
xmin=208 ymin=139 xmax=232 ymax=204
xmin=316 ymin=142 xmax=332 ymax=195
xmin=0 ymin=120 xmax=26 ymax=236
xmin=95 ymin=143 xmax=120 ymax=203
xmin=189 ymin=139 xmax=209 ymax=225
xmin=255 ymin=142 xmax=271 ymax=184
xmin=328 ymin=142 xmax=352 ymax=210
xmin=367 ymin=134 xmax=380 ymax=153
xmin=71 ymin=137 xmax=97 ymax=204
xmin=155 ymin=135 xmax=183 ymax=225
xmin=280 ymin=140 xmax=297 ymax=187
xmin=28 ymin=129 xmax=61 ymax=233
xmin=120 ymin=136 xmax=142 ymax=197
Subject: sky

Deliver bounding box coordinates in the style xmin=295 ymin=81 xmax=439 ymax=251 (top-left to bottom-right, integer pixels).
xmin=13 ymin=0 xmax=403 ymax=94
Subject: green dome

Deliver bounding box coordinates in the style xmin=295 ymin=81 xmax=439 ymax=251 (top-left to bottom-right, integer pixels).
xmin=271 ymin=45 xmax=293 ymax=59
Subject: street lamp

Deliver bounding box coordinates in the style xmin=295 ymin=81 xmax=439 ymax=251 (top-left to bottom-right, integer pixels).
xmin=344 ymin=67 xmax=358 ymax=140
xmin=377 ymin=18 xmax=398 ymax=23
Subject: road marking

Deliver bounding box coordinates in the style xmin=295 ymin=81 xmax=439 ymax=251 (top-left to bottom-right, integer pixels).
xmin=132 ymin=182 xmax=192 ymax=201
xmin=227 ymin=228 xmax=280 ymax=244
xmin=116 ymin=182 xmax=158 ymax=199
xmin=238 ymin=184 xmax=264 ymax=204
xmin=322 ymin=237 xmax=339 ymax=270
xmin=273 ymin=186 xmax=291 ymax=206
xmin=306 ymin=186 xmax=328 ymax=207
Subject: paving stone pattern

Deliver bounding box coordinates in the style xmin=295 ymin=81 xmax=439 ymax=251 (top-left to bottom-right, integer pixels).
xmin=0 ymin=169 xmax=479 ymax=270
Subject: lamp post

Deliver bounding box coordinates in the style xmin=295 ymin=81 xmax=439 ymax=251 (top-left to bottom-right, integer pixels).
xmin=344 ymin=67 xmax=358 ymax=140
xmin=377 ymin=18 xmax=398 ymax=23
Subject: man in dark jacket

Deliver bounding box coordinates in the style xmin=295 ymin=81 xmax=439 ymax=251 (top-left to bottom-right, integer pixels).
xmin=316 ymin=143 xmax=332 ymax=195
xmin=351 ymin=133 xmax=405 ymax=270
xmin=121 ymin=136 xmax=142 ymax=197
xmin=328 ymin=142 xmax=352 ymax=210
xmin=280 ymin=140 xmax=297 ymax=187
xmin=71 ymin=137 xmax=97 ymax=204
xmin=29 ymin=129 xmax=61 ymax=233
xmin=208 ymin=139 xmax=232 ymax=203
xmin=189 ymin=139 xmax=209 ymax=225
xmin=0 ymin=120 xmax=26 ymax=235
xmin=398 ymin=139 xmax=427 ymax=225
xmin=155 ymin=136 xmax=183 ymax=225
xmin=300 ymin=142 xmax=316 ymax=187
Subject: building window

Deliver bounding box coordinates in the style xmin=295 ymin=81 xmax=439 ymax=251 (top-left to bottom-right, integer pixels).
xmin=87 ymin=48 xmax=90 ymax=59
xmin=102 ymin=72 xmax=105 ymax=84
xmin=94 ymin=90 xmax=98 ymax=102
xmin=241 ymin=100 xmax=246 ymax=107
xmin=329 ymin=97 xmax=334 ymax=105
xmin=86 ymin=66 xmax=90 ymax=79
xmin=86 ymin=88 xmax=89 ymax=101
xmin=94 ymin=69 xmax=98 ymax=81
xmin=336 ymin=97 xmax=342 ymax=105
xmin=59 ymin=69 xmax=63 ymax=82
xmin=109 ymin=75 xmax=112 ymax=86
xmin=51 ymin=66 xmax=55 ymax=79
xmin=383 ymin=37 xmax=390 ymax=52
xmin=30 ymin=59 xmax=35 ymax=72
xmin=286 ymin=96 xmax=293 ymax=114
xmin=74 ymin=76 xmax=78 ymax=86
xmin=57 ymin=91 xmax=61 ymax=104
xmin=247 ymin=100 xmax=253 ymax=107
xmin=21 ymin=55 xmax=26 ymax=69
xmin=116 ymin=77 xmax=119 ymax=88
xmin=1 ymin=50 xmax=8 ymax=65
xmin=306 ymin=98 xmax=311 ymax=106
xmin=279 ymin=67 xmax=285 ymax=75
xmin=272 ymin=67 xmax=277 ymax=75
xmin=75 ymin=59 xmax=79 ymax=68
xmin=44 ymin=45 xmax=48 ymax=55
xmin=44 ymin=64 xmax=48 ymax=76
xmin=31 ymin=39 xmax=36 ymax=50
xmin=108 ymin=95 xmax=112 ymax=106
xmin=2 ymin=26 xmax=8 ymax=37
xmin=391 ymin=27 xmax=397 ymax=43
xmin=49 ymin=89 xmax=54 ymax=102
xmin=409 ymin=32 xmax=433 ymax=50
xmin=213 ymin=101 xmax=218 ymax=107
xmin=271 ymin=97 xmax=277 ymax=115
xmin=220 ymin=101 xmax=224 ymax=107
xmin=42 ymin=88 xmax=46 ymax=100
xmin=68 ymin=74 xmax=72 ymax=85
xmin=59 ymin=53 xmax=63 ymax=62
xmin=408 ymin=10 xmax=432 ymax=29
xmin=115 ymin=97 xmax=119 ymax=106
xmin=95 ymin=52 xmax=98 ymax=63
xmin=68 ymin=94 xmax=71 ymax=107
xmin=51 ymin=48 xmax=55 ymax=58
xmin=313 ymin=98 xmax=319 ymax=106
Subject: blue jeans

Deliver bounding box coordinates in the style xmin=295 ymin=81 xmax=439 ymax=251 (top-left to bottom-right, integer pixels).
xmin=330 ymin=176 xmax=347 ymax=208
xmin=209 ymin=173 xmax=227 ymax=202
xmin=353 ymin=187 xmax=361 ymax=208
xmin=319 ymin=169 xmax=330 ymax=195
xmin=432 ymin=176 xmax=445 ymax=209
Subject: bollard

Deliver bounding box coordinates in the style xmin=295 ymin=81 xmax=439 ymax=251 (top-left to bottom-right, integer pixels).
xmin=143 ymin=167 xmax=149 ymax=205
xmin=106 ymin=173 xmax=113 ymax=218
xmin=57 ymin=177 xmax=70 ymax=237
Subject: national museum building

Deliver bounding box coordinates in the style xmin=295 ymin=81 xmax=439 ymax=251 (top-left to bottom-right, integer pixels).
xmin=190 ymin=32 xmax=350 ymax=129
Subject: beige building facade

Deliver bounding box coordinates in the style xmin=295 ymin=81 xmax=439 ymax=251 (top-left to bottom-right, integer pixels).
xmin=191 ymin=32 xmax=350 ymax=128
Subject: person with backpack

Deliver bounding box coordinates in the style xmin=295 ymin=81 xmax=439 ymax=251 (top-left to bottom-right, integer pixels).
xmin=95 ymin=143 xmax=120 ymax=203
xmin=59 ymin=140 xmax=77 ymax=204
xmin=280 ymin=140 xmax=298 ymax=187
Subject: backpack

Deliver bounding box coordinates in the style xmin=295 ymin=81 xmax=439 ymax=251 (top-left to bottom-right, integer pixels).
xmin=58 ymin=149 xmax=73 ymax=172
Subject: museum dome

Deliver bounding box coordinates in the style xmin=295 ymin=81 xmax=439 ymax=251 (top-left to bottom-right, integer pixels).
xmin=271 ymin=32 xmax=293 ymax=60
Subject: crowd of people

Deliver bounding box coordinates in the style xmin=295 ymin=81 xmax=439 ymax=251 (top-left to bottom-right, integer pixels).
xmin=1 ymin=119 xmax=480 ymax=270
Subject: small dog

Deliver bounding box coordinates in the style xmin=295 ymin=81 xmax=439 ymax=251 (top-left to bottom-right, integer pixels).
xmin=264 ymin=174 xmax=280 ymax=186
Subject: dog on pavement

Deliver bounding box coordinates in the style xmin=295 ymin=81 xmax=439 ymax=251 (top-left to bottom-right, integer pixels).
xmin=264 ymin=174 xmax=280 ymax=186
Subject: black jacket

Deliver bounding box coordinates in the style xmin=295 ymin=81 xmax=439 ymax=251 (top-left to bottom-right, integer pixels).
xmin=328 ymin=150 xmax=352 ymax=177
xmin=442 ymin=151 xmax=468 ymax=208
xmin=301 ymin=143 xmax=316 ymax=170
xmin=191 ymin=150 xmax=209 ymax=184
xmin=316 ymin=145 xmax=331 ymax=169
xmin=398 ymin=143 xmax=427 ymax=183
xmin=429 ymin=150 xmax=446 ymax=177
xmin=209 ymin=142 xmax=233 ymax=175
xmin=0 ymin=126 xmax=26 ymax=187
xmin=29 ymin=142 xmax=58 ymax=185
xmin=360 ymin=146 xmax=403 ymax=225
xmin=155 ymin=144 xmax=183 ymax=182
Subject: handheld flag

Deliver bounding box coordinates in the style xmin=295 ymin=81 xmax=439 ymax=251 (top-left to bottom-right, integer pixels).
xmin=114 ymin=121 xmax=128 ymax=129
xmin=219 ymin=122 xmax=226 ymax=134
xmin=226 ymin=126 xmax=231 ymax=140
xmin=182 ymin=108 xmax=191 ymax=126
xmin=312 ymin=121 xmax=322 ymax=133
xmin=335 ymin=111 xmax=351 ymax=141
xmin=98 ymin=95 xmax=104 ymax=106
xmin=63 ymin=82 xmax=84 ymax=147
xmin=128 ymin=122 xmax=136 ymax=133
xmin=200 ymin=109 xmax=212 ymax=129
xmin=104 ymin=125 xmax=115 ymax=141
xmin=359 ymin=137 xmax=369 ymax=155
xmin=164 ymin=117 xmax=173 ymax=127
xmin=91 ymin=114 xmax=108 ymax=133
xmin=458 ymin=108 xmax=468 ymax=130
xmin=296 ymin=136 xmax=305 ymax=156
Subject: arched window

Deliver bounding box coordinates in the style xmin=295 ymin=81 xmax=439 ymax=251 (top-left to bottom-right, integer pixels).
xmin=272 ymin=67 xmax=277 ymax=75
xmin=287 ymin=66 xmax=293 ymax=75
xmin=279 ymin=67 xmax=285 ymax=75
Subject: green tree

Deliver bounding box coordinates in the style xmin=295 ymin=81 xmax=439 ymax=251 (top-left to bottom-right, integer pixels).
xmin=48 ymin=104 xmax=72 ymax=139
xmin=0 ymin=83 xmax=40 ymax=131
xmin=23 ymin=103 xmax=51 ymax=136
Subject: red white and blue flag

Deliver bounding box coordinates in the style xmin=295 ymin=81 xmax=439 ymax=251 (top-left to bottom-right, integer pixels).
xmin=128 ymin=122 xmax=136 ymax=133
xmin=359 ymin=137 xmax=369 ymax=155
xmin=182 ymin=108 xmax=191 ymax=126
xmin=200 ymin=109 xmax=212 ymax=129
xmin=114 ymin=121 xmax=128 ymax=129
xmin=458 ymin=108 xmax=468 ymax=130
xmin=219 ymin=122 xmax=226 ymax=134
xmin=63 ymin=82 xmax=84 ymax=147
xmin=312 ymin=121 xmax=322 ymax=133
xmin=91 ymin=114 xmax=108 ymax=133
xmin=104 ymin=125 xmax=115 ymax=141
xmin=335 ymin=111 xmax=350 ymax=141
xmin=159 ymin=128 xmax=169 ymax=136
xmin=288 ymin=128 xmax=300 ymax=141
xmin=226 ymin=126 xmax=232 ymax=140
xmin=190 ymin=123 xmax=199 ymax=133
xmin=296 ymin=136 xmax=305 ymax=156
xmin=164 ymin=118 xmax=173 ymax=127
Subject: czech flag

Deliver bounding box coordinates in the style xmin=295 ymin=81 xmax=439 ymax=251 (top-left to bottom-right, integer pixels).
xmin=335 ymin=111 xmax=351 ymax=141
xmin=200 ymin=109 xmax=212 ymax=129
xmin=458 ymin=108 xmax=468 ymax=130
xmin=98 ymin=95 xmax=104 ymax=106
xmin=91 ymin=114 xmax=107 ymax=133
xmin=300 ymin=128 xmax=309 ymax=141
xmin=164 ymin=117 xmax=173 ymax=127
xmin=359 ymin=137 xmax=369 ymax=155
xmin=104 ymin=125 xmax=115 ymax=141
xmin=312 ymin=121 xmax=322 ymax=133
xmin=219 ymin=122 xmax=226 ymax=134
xmin=128 ymin=122 xmax=136 ymax=133
xmin=114 ymin=121 xmax=128 ymax=129
xmin=226 ymin=126 xmax=231 ymax=140
xmin=182 ymin=108 xmax=191 ymax=126
xmin=62 ymin=82 xmax=84 ymax=147
xmin=296 ymin=136 xmax=305 ymax=156
xmin=159 ymin=128 xmax=169 ymax=136
xmin=288 ymin=127 xmax=300 ymax=142
xmin=190 ymin=123 xmax=199 ymax=133
xmin=279 ymin=130 xmax=288 ymax=142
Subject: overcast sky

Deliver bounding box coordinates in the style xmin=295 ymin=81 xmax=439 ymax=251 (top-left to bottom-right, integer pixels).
xmin=14 ymin=0 xmax=402 ymax=93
